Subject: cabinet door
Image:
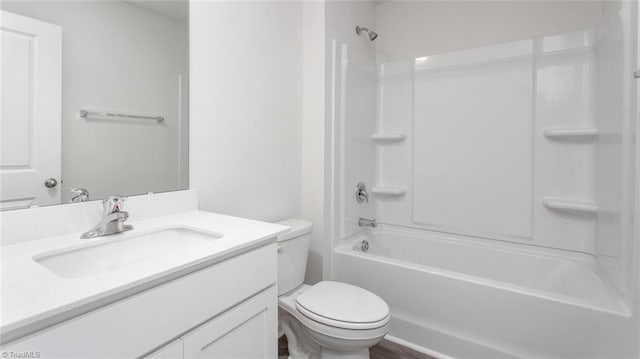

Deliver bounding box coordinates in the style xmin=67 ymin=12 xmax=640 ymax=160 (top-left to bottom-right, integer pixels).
xmin=143 ymin=339 xmax=184 ymax=359
xmin=182 ymin=287 xmax=277 ymax=359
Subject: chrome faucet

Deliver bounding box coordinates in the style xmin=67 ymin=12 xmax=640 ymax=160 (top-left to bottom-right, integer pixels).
xmin=358 ymin=217 xmax=377 ymax=228
xmin=81 ymin=196 xmax=133 ymax=239
xmin=70 ymin=187 xmax=90 ymax=202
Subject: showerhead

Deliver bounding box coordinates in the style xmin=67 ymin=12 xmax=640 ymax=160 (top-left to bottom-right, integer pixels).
xmin=355 ymin=25 xmax=378 ymax=41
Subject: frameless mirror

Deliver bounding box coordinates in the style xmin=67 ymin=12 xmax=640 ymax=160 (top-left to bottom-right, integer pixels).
xmin=0 ymin=1 xmax=189 ymax=210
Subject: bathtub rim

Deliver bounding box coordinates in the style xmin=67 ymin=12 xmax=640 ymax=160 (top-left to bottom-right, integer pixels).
xmin=383 ymin=334 xmax=455 ymax=359
xmin=334 ymin=226 xmax=631 ymax=317
xmin=342 ymin=223 xmax=598 ymax=264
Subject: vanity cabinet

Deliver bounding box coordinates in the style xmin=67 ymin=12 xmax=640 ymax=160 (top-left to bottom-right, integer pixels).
xmin=145 ymin=287 xmax=276 ymax=359
xmin=2 ymin=243 xmax=278 ymax=359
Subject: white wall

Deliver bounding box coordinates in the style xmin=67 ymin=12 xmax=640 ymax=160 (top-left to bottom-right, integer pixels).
xmin=1 ymin=1 xmax=188 ymax=202
xmin=635 ymin=0 xmax=640 ymax=309
xmin=301 ymin=1 xmax=326 ymax=284
xmin=190 ymin=1 xmax=328 ymax=284
xmin=190 ymin=1 xmax=302 ymax=223
xmin=189 ymin=0 xmax=377 ymax=284
xmin=376 ymin=1 xmax=603 ymax=61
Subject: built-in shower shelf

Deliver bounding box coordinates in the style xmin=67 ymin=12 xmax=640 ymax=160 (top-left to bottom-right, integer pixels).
xmin=371 ymin=187 xmax=406 ymax=196
xmin=542 ymin=197 xmax=598 ymax=215
xmin=543 ymin=128 xmax=599 ymax=139
xmin=372 ymin=133 xmax=407 ymax=143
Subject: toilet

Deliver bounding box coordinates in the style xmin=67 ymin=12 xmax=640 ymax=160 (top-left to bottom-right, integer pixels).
xmin=276 ymin=219 xmax=390 ymax=359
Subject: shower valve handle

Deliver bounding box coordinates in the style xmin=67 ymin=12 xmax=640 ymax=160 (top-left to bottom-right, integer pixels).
xmin=356 ymin=182 xmax=369 ymax=203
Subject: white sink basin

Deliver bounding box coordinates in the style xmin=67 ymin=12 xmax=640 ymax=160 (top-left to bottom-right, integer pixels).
xmin=33 ymin=227 xmax=223 ymax=278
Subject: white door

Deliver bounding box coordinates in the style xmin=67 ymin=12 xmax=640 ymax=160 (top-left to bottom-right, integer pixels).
xmin=0 ymin=10 xmax=61 ymax=210
xmin=182 ymin=288 xmax=278 ymax=359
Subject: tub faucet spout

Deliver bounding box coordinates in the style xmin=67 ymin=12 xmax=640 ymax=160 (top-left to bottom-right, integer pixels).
xmin=358 ymin=217 xmax=377 ymax=228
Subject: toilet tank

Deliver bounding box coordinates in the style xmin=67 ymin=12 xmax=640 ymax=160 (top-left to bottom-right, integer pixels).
xmin=276 ymin=218 xmax=312 ymax=295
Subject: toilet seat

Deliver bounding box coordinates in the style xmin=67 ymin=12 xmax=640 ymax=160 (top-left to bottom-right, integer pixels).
xmin=279 ymin=284 xmax=390 ymax=342
xmin=295 ymin=281 xmax=390 ymax=330
xmin=296 ymin=304 xmax=390 ymax=331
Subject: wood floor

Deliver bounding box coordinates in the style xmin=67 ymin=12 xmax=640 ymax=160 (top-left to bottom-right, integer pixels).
xmin=370 ymin=339 xmax=436 ymax=359
xmin=279 ymin=336 xmax=436 ymax=359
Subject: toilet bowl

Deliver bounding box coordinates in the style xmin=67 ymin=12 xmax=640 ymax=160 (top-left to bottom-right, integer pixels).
xmin=276 ymin=219 xmax=390 ymax=359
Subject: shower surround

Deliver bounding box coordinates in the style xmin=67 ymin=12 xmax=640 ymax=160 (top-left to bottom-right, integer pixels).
xmin=327 ymin=1 xmax=640 ymax=357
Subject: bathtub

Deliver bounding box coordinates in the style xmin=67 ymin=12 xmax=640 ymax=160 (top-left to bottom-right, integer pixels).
xmin=333 ymin=226 xmax=637 ymax=358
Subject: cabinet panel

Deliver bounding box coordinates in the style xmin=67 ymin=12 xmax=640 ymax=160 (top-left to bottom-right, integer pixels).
xmin=183 ymin=287 xmax=277 ymax=359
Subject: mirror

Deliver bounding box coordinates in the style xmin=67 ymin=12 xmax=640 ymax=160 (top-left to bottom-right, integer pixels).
xmin=0 ymin=1 xmax=189 ymax=210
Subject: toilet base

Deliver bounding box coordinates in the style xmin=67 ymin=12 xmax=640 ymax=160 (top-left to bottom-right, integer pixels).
xmin=277 ymin=284 xmax=388 ymax=359
xmin=279 ymin=308 xmax=382 ymax=359
xmin=302 ymin=324 xmax=379 ymax=359
xmin=279 ymin=309 xmax=319 ymax=359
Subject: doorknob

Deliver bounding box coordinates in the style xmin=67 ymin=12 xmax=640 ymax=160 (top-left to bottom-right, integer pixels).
xmin=44 ymin=178 xmax=58 ymax=188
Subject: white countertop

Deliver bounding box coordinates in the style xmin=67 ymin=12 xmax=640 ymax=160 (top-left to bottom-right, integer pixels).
xmin=1 ymin=210 xmax=288 ymax=342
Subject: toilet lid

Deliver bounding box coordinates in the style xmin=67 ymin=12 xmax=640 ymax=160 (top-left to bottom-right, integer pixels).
xmin=295 ymin=281 xmax=389 ymax=329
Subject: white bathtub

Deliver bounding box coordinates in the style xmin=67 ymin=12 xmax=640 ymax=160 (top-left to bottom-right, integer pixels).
xmin=333 ymin=226 xmax=637 ymax=358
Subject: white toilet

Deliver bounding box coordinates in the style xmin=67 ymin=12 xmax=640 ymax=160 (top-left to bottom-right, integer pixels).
xmin=276 ymin=219 xmax=390 ymax=359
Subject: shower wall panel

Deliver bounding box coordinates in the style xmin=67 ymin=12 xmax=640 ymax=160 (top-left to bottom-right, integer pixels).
xmin=325 ymin=1 xmax=377 ymax=241
xmin=377 ymin=32 xmax=598 ymax=252
xmin=413 ymin=56 xmax=533 ymax=239
xmin=595 ymin=1 xmax=637 ymax=300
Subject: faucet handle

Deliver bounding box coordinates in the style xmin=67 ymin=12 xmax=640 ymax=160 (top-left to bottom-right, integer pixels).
xmin=103 ymin=195 xmax=127 ymax=214
xmin=356 ymin=182 xmax=369 ymax=203
xmin=70 ymin=187 xmax=90 ymax=202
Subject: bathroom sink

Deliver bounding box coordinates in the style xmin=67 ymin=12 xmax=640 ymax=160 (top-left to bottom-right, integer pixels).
xmin=33 ymin=227 xmax=223 ymax=278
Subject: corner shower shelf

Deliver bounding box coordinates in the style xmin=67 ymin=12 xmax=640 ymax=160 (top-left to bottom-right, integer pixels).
xmin=371 ymin=187 xmax=406 ymax=196
xmin=542 ymin=197 xmax=598 ymax=215
xmin=543 ymin=128 xmax=599 ymax=140
xmin=372 ymin=133 xmax=407 ymax=143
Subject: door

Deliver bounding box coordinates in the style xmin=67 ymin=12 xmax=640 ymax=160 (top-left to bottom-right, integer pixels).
xmin=0 ymin=10 xmax=61 ymax=210
xmin=182 ymin=287 xmax=278 ymax=359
